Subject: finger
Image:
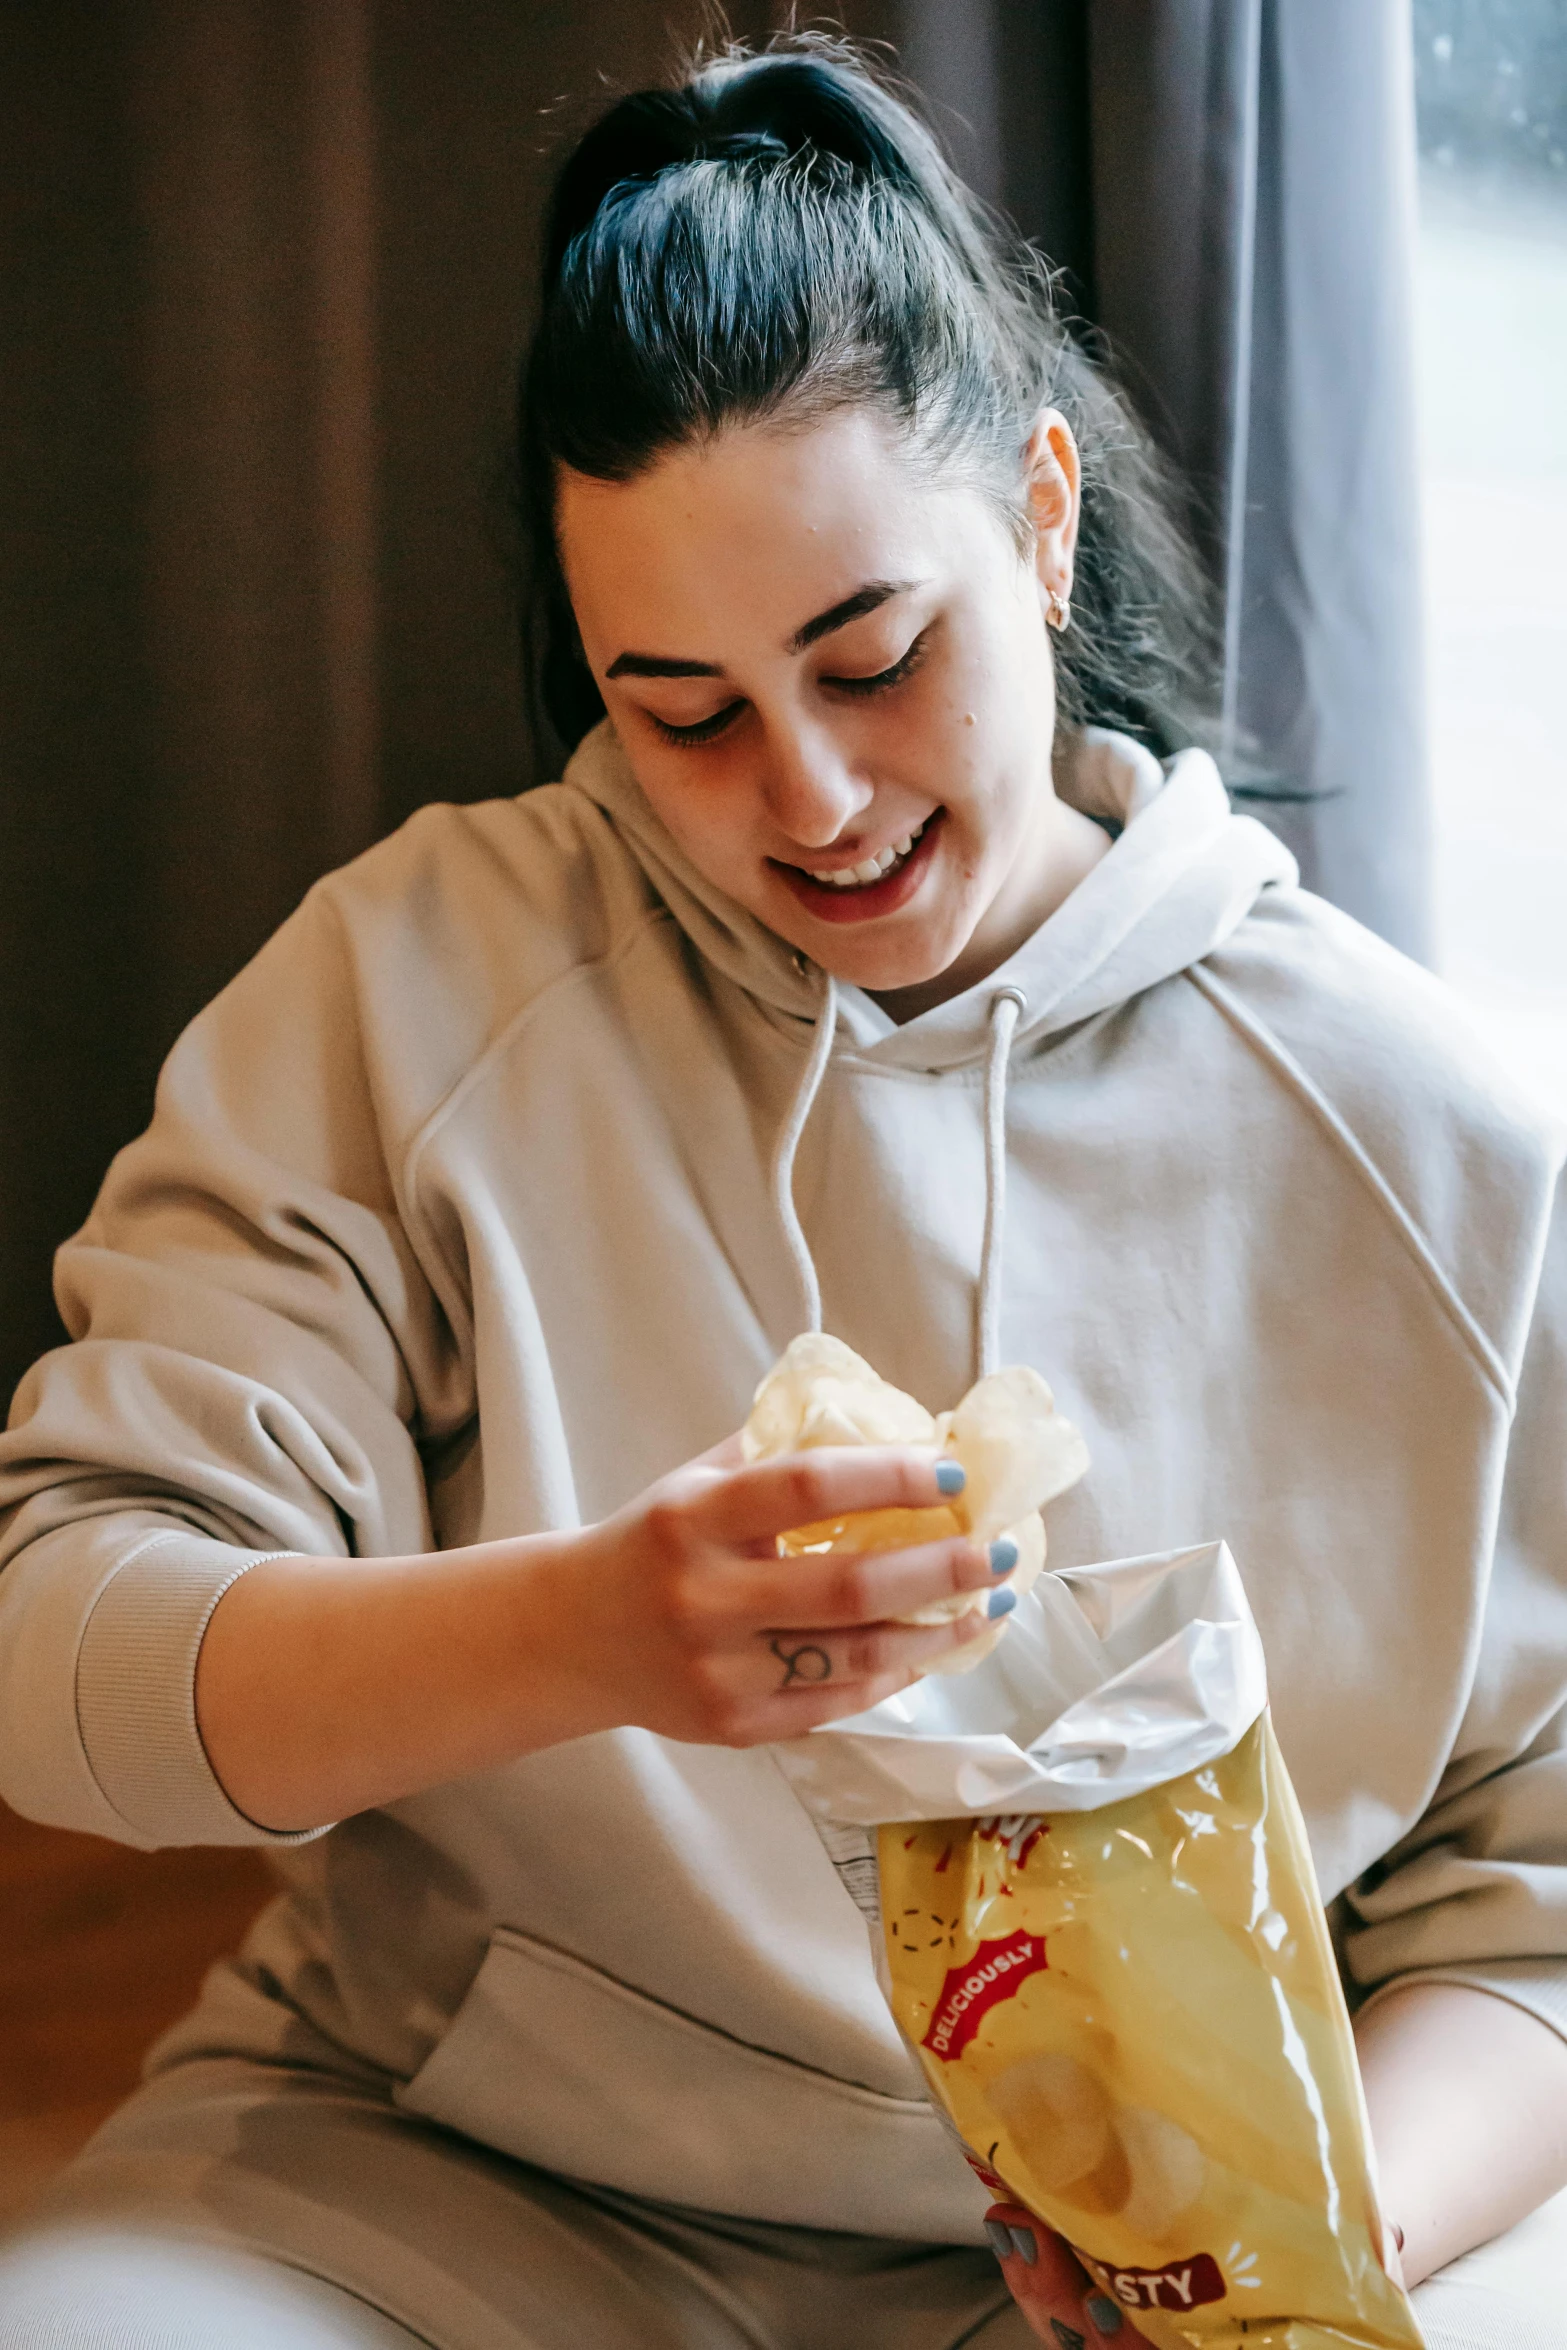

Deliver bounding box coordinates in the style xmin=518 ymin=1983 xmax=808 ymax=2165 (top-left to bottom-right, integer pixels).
xmin=760 ymin=1610 xmax=989 ymax=1696
xmin=694 ymin=1447 xmax=963 ymax=1548
xmin=747 ymin=1532 xmax=1008 ymax=1631
xmin=721 ymin=1665 xmax=923 ymax=1744
xmin=984 ymin=2208 xmax=1138 ymax=2345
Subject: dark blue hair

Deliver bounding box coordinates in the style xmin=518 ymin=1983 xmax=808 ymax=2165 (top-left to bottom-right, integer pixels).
xmin=520 ymin=36 xmax=1216 ymax=763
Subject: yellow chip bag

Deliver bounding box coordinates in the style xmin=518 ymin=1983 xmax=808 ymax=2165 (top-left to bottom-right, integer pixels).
xmin=776 ymin=1540 xmax=1423 ymax=2350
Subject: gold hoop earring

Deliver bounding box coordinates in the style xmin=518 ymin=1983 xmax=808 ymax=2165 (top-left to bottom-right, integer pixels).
xmin=1046 ymin=589 xmax=1071 ymax=632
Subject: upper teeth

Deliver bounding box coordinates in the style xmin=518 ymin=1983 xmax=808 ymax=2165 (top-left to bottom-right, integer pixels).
xmin=808 ymin=820 xmax=925 ymax=888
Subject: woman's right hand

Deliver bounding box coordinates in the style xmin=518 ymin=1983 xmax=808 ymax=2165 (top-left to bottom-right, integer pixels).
xmin=546 ymin=1442 xmax=1010 ymax=1747
xmin=196 ymin=1439 xmax=1007 ymax=1832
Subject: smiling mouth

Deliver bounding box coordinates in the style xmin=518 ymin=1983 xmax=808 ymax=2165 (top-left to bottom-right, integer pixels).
xmin=796 ymin=816 xmax=930 ymax=890
xmin=770 ymin=810 xmax=944 ymax=925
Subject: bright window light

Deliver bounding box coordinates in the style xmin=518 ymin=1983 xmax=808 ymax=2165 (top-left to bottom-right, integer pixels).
xmin=1415 ymin=3 xmax=1567 ymax=1115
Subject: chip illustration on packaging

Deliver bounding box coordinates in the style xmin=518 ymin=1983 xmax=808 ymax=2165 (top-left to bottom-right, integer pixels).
xmin=742 ymin=1334 xmax=1090 ymax=1672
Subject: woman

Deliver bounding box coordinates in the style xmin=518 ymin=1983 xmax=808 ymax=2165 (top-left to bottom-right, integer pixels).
xmin=2 ymin=35 xmax=1566 ymax=2350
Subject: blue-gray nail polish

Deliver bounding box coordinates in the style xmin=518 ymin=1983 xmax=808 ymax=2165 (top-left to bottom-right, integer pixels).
xmin=984 ymin=2218 xmax=1014 ymax=2261
xmin=935 ymin=1460 xmax=966 ymax=1496
xmin=1085 ymin=2295 xmax=1123 ymax=2334
xmin=1010 ymin=2225 xmax=1038 ymax=2266
xmin=989 ymin=1536 xmax=1018 ymax=1576
xmin=988 ymin=1585 xmax=1018 ymax=1619
xmin=1051 ymin=2324 xmax=1085 ymax=2350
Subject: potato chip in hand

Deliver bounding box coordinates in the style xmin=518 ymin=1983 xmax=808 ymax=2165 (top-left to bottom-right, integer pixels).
xmin=742 ymin=1335 xmax=1089 ymax=1673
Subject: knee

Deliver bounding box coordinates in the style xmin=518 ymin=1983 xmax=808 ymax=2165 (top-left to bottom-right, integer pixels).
xmin=0 ymin=2225 xmax=414 ymax=2348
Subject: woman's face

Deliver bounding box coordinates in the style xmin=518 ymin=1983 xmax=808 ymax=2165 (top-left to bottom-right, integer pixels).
xmin=555 ymin=405 xmax=1082 ymax=1003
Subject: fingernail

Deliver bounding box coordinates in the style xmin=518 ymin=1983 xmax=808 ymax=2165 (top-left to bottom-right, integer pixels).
xmin=935 ymin=1460 xmax=966 ymax=1496
xmin=1051 ymin=2325 xmax=1085 ymax=2350
xmin=1010 ymin=2224 xmax=1037 ymax=2266
xmin=1086 ymin=2295 xmax=1123 ymax=2334
xmin=988 ymin=1585 xmax=1017 ymax=1619
xmin=988 ymin=1536 xmax=1018 ymax=1576
xmin=984 ymin=2218 xmax=1014 ymax=2261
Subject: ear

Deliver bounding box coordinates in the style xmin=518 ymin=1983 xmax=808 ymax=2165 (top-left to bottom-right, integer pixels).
xmin=1023 ymin=409 xmax=1080 ymax=617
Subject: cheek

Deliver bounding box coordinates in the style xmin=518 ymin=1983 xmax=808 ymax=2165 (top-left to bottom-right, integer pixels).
xmin=941 ymin=637 xmax=1052 ymax=821
xmin=620 ymin=741 xmax=765 ymax=884
xmin=945 ymin=588 xmax=1052 ymax=734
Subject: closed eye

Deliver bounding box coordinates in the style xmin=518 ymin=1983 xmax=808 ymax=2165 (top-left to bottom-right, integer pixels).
xmin=646 ymin=628 xmax=930 ymax=746
xmin=823 ymin=630 xmax=930 ymax=697
xmin=649 ymin=700 xmax=745 ymax=746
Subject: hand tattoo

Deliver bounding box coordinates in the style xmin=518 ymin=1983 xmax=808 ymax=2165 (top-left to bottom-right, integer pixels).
xmin=771 ymin=1636 xmax=832 ymax=1689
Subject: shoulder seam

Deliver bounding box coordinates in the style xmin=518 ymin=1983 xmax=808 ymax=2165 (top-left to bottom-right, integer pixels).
xmin=1185 ymin=963 xmax=1515 ymax=1408
xmin=394 ymin=906 xmax=673 ymax=1318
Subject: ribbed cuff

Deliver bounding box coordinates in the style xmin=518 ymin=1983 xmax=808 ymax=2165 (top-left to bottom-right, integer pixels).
xmin=1357 ymin=1957 xmax=1567 ymax=2047
xmin=75 ymin=1532 xmax=333 ymax=1848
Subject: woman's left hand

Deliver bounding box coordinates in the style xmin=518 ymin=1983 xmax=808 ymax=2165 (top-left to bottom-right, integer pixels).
xmin=984 ymin=2207 xmax=1151 ymax=2346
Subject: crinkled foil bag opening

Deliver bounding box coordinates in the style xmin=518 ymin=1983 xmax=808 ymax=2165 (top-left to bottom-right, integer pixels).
xmin=775 ymin=1539 xmax=1425 ymax=2350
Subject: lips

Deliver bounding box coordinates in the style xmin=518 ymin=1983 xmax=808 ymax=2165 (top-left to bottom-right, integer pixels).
xmin=803 ymin=817 xmax=928 ymax=889
xmin=771 ymin=809 xmax=944 ymax=925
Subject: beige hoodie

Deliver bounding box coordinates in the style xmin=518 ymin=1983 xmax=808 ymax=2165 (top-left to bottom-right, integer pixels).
xmin=2 ymin=726 xmax=1565 ymax=2242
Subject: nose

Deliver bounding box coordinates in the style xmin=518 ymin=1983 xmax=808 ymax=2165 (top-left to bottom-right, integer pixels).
xmin=759 ymin=712 xmax=874 ymax=850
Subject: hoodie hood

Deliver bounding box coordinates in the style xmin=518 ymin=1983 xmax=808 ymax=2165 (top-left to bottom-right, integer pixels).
xmin=564 ymin=720 xmax=1297 ymax=1073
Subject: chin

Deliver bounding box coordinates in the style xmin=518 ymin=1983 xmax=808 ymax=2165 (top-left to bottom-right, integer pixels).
xmin=811 ymin=919 xmax=970 ymax=994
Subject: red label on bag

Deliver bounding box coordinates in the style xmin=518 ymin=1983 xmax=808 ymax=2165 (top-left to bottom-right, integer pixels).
xmin=963 ymin=2151 xmax=1012 ymax=2197
xmin=920 ymin=1931 xmax=1047 ymax=2061
xmin=1083 ymin=2253 xmax=1226 ymax=2314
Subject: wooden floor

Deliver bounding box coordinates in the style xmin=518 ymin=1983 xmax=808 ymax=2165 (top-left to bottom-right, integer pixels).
xmin=0 ymin=1797 xmax=268 ymax=2227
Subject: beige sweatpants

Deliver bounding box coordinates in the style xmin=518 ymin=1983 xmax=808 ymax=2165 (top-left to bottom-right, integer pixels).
xmin=0 ymin=2052 xmax=1559 ymax=2348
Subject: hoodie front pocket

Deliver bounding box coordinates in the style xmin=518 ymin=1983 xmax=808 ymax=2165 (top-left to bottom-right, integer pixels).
xmin=395 ymin=1924 xmax=976 ymax=2235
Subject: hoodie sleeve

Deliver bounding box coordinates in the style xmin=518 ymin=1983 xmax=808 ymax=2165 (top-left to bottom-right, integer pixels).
xmin=0 ymin=881 xmax=468 ymax=1851
xmin=1341 ymin=1167 xmax=1567 ymax=2042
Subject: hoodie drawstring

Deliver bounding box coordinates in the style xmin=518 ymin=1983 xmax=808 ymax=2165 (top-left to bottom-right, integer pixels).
xmin=978 ymin=988 xmax=1026 ymax=1381
xmin=772 ymin=973 xmax=1024 ymax=1376
xmin=773 ymin=972 xmax=838 ymax=1334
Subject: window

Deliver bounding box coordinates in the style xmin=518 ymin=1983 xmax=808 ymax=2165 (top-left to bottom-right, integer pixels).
xmin=1414 ymin=2 xmax=1567 ymax=1113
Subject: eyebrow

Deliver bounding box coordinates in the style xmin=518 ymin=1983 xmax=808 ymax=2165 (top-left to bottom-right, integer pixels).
xmin=603 ymin=577 xmax=921 ymax=681
xmin=789 ymin=578 xmax=918 ymax=653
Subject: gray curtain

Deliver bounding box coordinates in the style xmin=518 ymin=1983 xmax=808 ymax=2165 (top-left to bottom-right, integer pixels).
xmin=1088 ymin=0 xmax=1430 ymax=956
xmin=0 ymin=0 xmax=1430 ymax=1399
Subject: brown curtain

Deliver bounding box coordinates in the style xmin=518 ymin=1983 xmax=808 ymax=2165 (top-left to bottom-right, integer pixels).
xmin=3 ymin=0 xmax=749 ymax=1400
xmin=0 ymin=2 xmax=1426 ymax=1404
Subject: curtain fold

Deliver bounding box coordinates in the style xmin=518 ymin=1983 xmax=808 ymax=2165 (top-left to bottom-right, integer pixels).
xmin=1238 ymin=0 xmax=1430 ymax=955
xmin=1084 ymin=0 xmax=1430 ymax=956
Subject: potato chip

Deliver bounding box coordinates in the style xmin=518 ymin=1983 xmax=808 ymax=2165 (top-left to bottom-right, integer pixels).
xmin=743 ymin=1333 xmax=939 ymax=1456
xmin=743 ymin=1336 xmax=1088 ymax=1673
xmin=937 ymin=1365 xmax=1091 ymax=1539
xmin=989 ymin=2051 xmax=1115 ymax=2196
